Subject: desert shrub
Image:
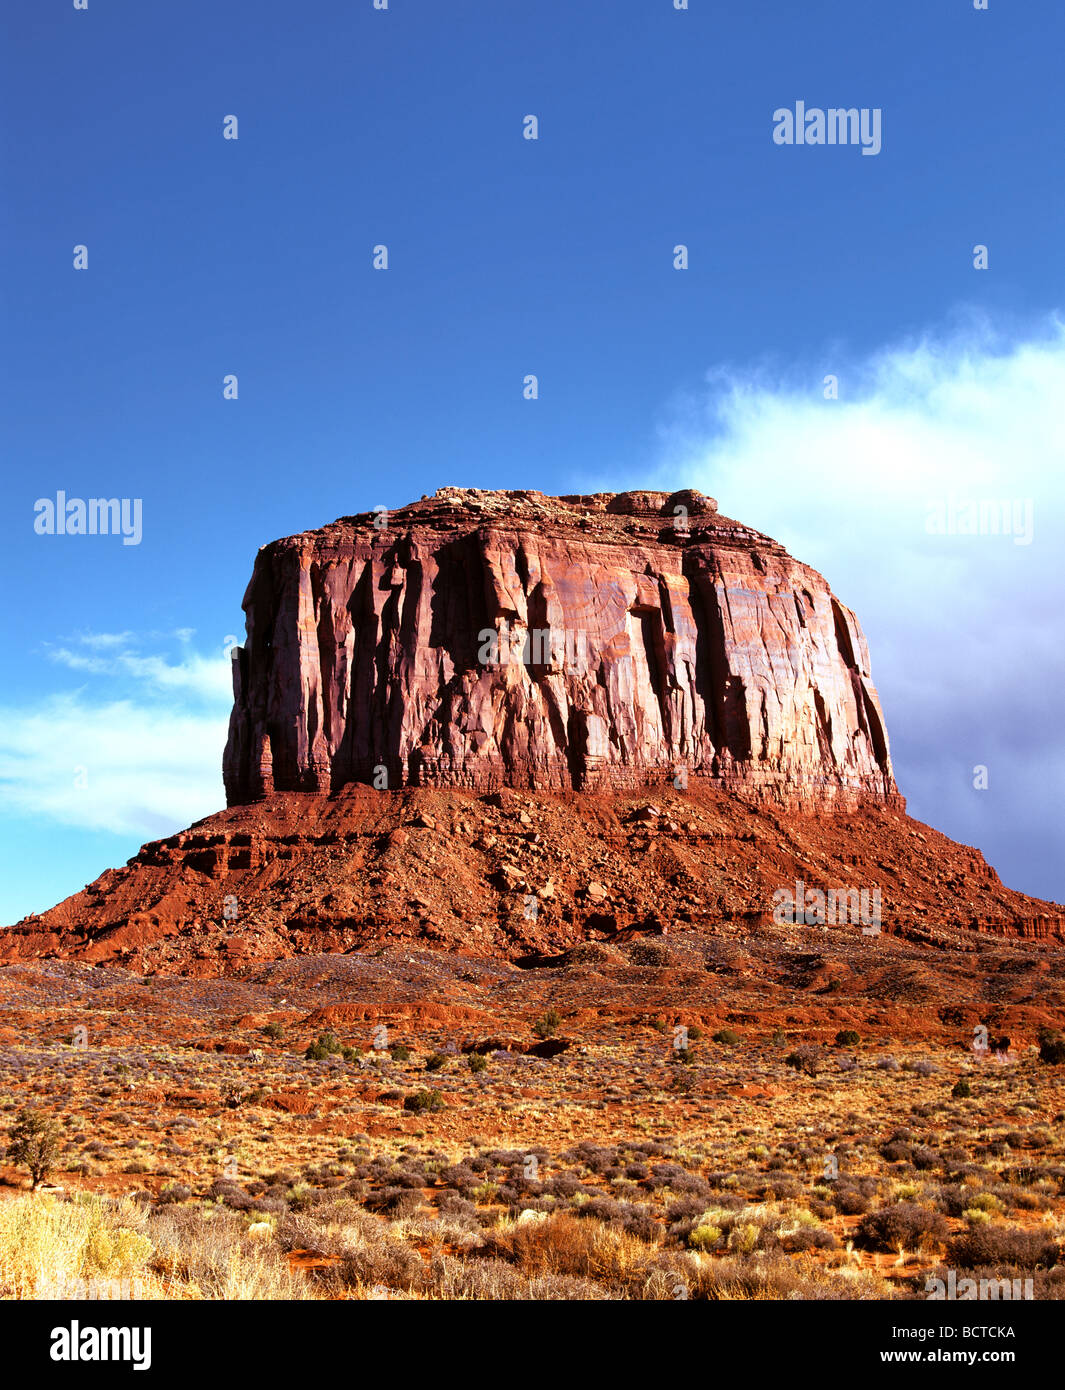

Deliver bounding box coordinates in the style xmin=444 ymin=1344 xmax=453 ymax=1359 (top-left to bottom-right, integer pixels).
xmin=650 ymin=1165 xmax=711 ymax=1199
xmin=532 ymin=1009 xmax=561 ymax=1039
xmin=1037 ymin=1030 xmax=1065 ymax=1065
xmin=688 ymin=1221 xmax=723 ymax=1250
xmin=149 ymin=1205 xmax=304 ymax=1298
xmin=857 ymin=1202 xmax=947 ymax=1253
xmin=902 ymin=1059 xmax=938 ymax=1077
xmin=305 ymin=1032 xmax=344 ymax=1062
xmin=952 ymin=1079 xmax=973 ymax=1098
xmin=835 ymin=1030 xmax=861 ymax=1047
xmin=782 ymin=1226 xmax=840 ymax=1254
xmin=468 ymin=1053 xmax=488 ymax=1074
xmin=947 ymin=1224 xmax=1058 ymax=1270
xmin=424 ymin=1052 xmax=449 ymax=1073
xmin=360 ymin=1186 xmax=422 ymax=1218
xmin=483 ymin=1211 xmax=659 ymax=1291
xmin=261 ymin=1023 xmax=284 ymax=1041
xmin=440 ymin=1164 xmax=479 ymax=1194
xmin=684 ymin=1249 xmax=885 ymax=1301
xmin=205 ymin=1180 xmax=255 ymax=1212
xmin=156 ymin=1183 xmax=192 ymax=1206
xmin=712 ymin=1029 xmax=741 ymax=1046
xmin=221 ymin=1081 xmax=246 ymax=1109
xmin=785 ymin=1046 xmax=823 ymax=1077
xmin=281 ymin=1206 xmax=425 ymax=1292
xmin=403 ymin=1090 xmax=445 ymax=1114
xmin=762 ymin=1177 xmax=803 ymax=1201
xmin=436 ymin=1189 xmax=480 ymax=1220
xmin=880 ymin=1140 xmax=912 ymax=1163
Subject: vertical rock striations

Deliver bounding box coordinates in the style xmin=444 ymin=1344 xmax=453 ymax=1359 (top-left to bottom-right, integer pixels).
xmin=223 ymin=489 xmax=902 ymax=812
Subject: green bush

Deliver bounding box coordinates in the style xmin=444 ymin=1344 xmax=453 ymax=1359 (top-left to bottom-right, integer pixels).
xmin=835 ymin=1029 xmax=861 ymax=1047
xmin=712 ymin=1028 xmax=740 ymax=1046
xmin=951 ymin=1079 xmax=972 ymax=1098
xmin=390 ymin=1044 xmax=412 ymax=1062
xmin=403 ymin=1090 xmax=446 ymax=1114
xmin=305 ymin=1032 xmax=344 ymax=1061
xmin=468 ymin=1053 xmax=488 ymax=1074
xmin=425 ymin=1052 xmax=449 ymax=1073
xmin=533 ymin=1009 xmax=561 ymax=1039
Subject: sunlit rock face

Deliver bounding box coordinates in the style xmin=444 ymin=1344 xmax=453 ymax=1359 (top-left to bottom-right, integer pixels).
xmin=223 ymin=487 xmax=901 ymax=812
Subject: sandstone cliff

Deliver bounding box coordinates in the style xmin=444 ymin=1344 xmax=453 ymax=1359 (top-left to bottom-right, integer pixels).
xmin=223 ymin=488 xmax=900 ymax=811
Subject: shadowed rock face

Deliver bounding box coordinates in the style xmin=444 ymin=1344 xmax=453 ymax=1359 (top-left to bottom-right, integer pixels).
xmin=223 ymin=488 xmax=901 ymax=811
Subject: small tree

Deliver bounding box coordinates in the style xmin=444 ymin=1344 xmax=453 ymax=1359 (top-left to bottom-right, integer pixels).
xmin=785 ymin=1045 xmax=824 ymax=1077
xmin=533 ymin=1009 xmax=561 ymax=1039
xmin=305 ymin=1031 xmax=343 ymax=1061
xmin=7 ymin=1107 xmax=63 ymax=1190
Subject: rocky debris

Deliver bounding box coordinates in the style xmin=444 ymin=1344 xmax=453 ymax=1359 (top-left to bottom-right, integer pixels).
xmin=223 ymin=487 xmax=901 ymax=810
xmin=2 ymin=784 xmax=1061 ymax=976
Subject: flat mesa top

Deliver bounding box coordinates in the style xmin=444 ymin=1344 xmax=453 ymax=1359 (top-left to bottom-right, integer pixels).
xmin=277 ymin=487 xmax=783 ymax=554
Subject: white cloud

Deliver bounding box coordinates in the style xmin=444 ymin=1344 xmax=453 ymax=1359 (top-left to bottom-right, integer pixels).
xmin=46 ymin=646 xmax=232 ymax=702
xmin=0 ymin=694 xmax=228 ymax=838
xmin=595 ymin=315 xmax=1065 ymax=900
xmin=0 ymin=636 xmax=231 ymax=838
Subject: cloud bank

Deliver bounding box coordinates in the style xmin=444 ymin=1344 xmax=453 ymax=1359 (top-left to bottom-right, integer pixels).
xmin=637 ymin=315 xmax=1065 ymax=902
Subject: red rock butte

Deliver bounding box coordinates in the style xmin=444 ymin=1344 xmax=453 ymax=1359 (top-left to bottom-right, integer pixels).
xmin=6 ymin=485 xmax=1065 ymax=975
xmin=223 ymin=487 xmax=901 ymax=813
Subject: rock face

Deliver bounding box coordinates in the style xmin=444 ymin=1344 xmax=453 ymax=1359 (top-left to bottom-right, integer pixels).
xmin=224 ymin=488 xmax=901 ymax=812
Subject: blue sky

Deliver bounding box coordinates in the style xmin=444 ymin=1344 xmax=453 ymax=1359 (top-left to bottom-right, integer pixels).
xmin=1 ymin=0 xmax=1062 ymax=920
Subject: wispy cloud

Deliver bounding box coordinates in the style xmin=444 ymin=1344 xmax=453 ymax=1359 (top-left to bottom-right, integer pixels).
xmin=46 ymin=639 xmax=232 ymax=703
xmin=0 ymin=632 xmax=231 ymax=837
